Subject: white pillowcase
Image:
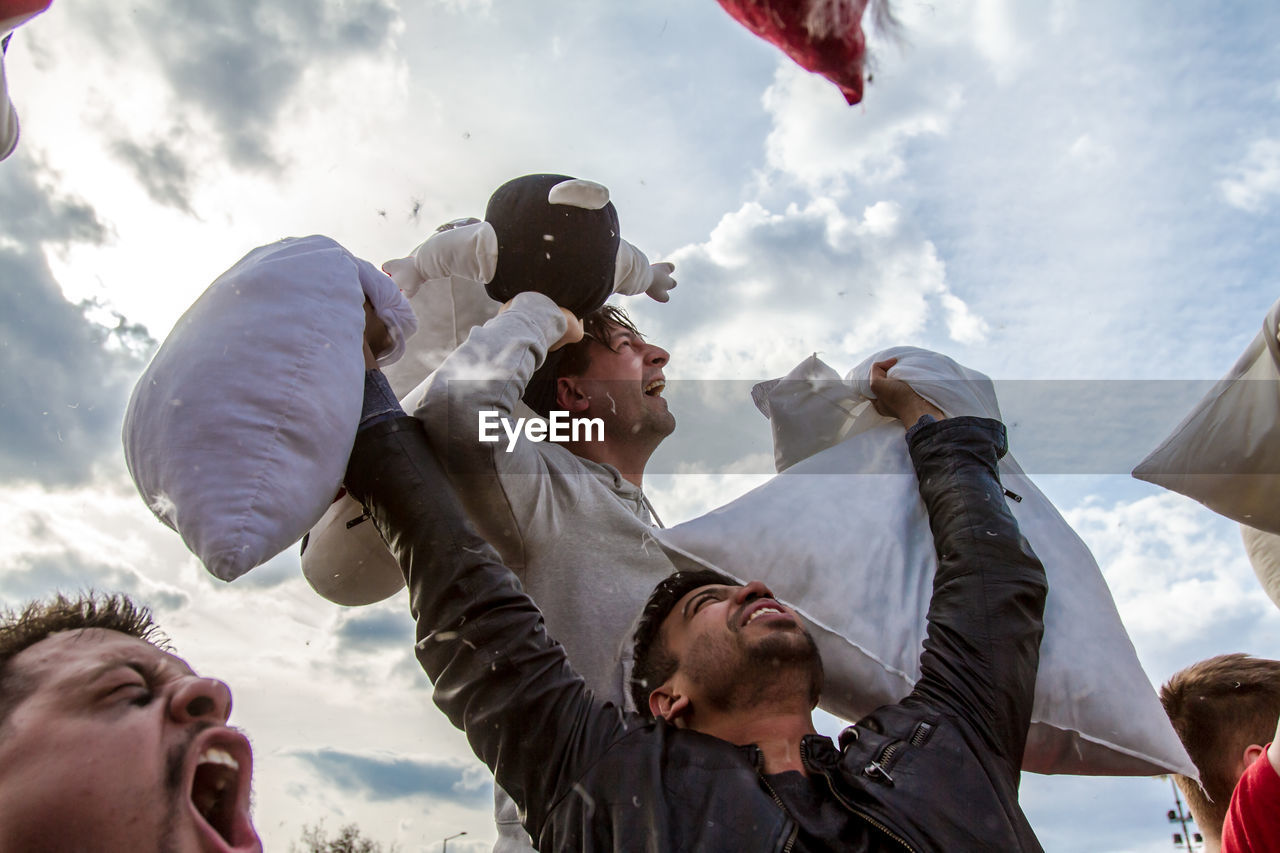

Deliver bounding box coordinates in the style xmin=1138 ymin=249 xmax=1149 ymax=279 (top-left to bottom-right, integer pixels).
xmin=1133 ymin=296 xmax=1280 ymax=534
xmin=1243 ymin=524 xmax=1280 ymax=611
xmin=658 ymin=347 xmax=1196 ymax=777
xmin=124 ymin=235 xmax=413 ymax=581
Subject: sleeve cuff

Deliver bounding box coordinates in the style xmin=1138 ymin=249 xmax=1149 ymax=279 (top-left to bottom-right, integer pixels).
xmin=905 ymin=413 xmax=938 ymax=443
xmin=360 ymin=369 xmax=405 ymax=429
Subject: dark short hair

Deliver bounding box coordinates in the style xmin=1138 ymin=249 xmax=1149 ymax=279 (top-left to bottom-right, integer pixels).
xmin=0 ymin=592 xmax=165 ymax=730
xmin=629 ymin=569 xmax=737 ymax=716
xmin=1160 ymin=654 xmax=1280 ymax=837
xmin=521 ymin=304 xmax=645 ymax=418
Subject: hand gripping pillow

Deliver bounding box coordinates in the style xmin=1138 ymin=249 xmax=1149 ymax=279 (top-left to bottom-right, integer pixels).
xmin=124 ymin=235 xmax=415 ymax=582
xmin=1133 ymin=296 xmax=1280 ymax=534
xmin=658 ymin=347 xmax=1196 ymax=777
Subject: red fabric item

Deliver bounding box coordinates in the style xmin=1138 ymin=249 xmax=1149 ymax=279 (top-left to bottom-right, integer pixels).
xmin=716 ymin=0 xmax=870 ymax=104
xmin=0 ymin=0 xmax=51 ymax=37
xmin=1223 ymin=748 xmax=1280 ymax=852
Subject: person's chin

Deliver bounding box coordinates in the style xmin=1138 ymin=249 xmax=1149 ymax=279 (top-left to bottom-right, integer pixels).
xmin=749 ymin=626 xmax=814 ymax=658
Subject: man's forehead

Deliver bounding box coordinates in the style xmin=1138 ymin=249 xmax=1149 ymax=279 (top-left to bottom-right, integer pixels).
xmin=14 ymin=628 xmax=192 ymax=683
xmin=595 ymin=322 xmax=642 ymax=347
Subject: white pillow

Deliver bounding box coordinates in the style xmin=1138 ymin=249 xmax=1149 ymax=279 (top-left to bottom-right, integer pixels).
xmin=1133 ymin=296 xmax=1280 ymax=534
xmin=1243 ymin=524 xmax=1280 ymax=611
xmin=657 ymin=347 xmax=1196 ymax=778
xmin=301 ymin=492 xmax=408 ymax=606
xmin=124 ymin=235 xmax=411 ymax=581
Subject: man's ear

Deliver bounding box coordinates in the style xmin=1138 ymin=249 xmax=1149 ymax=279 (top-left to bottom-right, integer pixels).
xmin=648 ymin=685 xmax=691 ymax=725
xmin=556 ymin=376 xmax=592 ymax=414
xmin=1243 ymin=743 xmax=1267 ymax=769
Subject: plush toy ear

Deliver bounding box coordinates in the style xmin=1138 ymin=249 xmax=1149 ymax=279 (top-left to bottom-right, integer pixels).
xmin=548 ymin=178 xmax=610 ymax=210
xmin=483 ymin=173 xmax=620 ymax=316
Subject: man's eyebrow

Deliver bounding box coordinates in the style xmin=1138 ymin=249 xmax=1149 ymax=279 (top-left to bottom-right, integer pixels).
xmin=83 ymin=660 xmax=153 ymax=682
xmin=603 ymin=329 xmax=641 ymax=349
xmin=87 ymin=658 xmax=183 ymax=686
xmin=680 ymin=587 xmax=722 ymax=620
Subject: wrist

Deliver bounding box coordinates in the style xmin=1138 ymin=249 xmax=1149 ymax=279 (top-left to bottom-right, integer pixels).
xmin=902 ymin=401 xmax=944 ymax=425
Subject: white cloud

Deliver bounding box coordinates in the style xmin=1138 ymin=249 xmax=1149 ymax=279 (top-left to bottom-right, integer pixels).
xmin=656 ymin=196 xmax=984 ymax=378
xmin=1220 ymin=137 xmax=1280 ymax=213
xmin=762 ymin=62 xmax=963 ymax=189
xmin=1064 ymin=491 xmax=1280 ymax=681
xmin=970 ymin=0 xmax=1033 ymax=82
xmin=1066 ymin=132 xmax=1118 ymax=170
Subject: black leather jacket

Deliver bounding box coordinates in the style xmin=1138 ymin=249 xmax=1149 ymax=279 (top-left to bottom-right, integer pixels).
xmin=345 ymin=415 xmax=1047 ymax=852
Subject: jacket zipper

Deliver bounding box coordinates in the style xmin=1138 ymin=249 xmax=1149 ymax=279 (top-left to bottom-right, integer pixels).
xmin=753 ymin=752 xmax=799 ymax=853
xmin=756 ymin=773 xmax=799 ymax=853
xmin=865 ymin=740 xmax=902 ymax=784
xmin=799 ymin=740 xmax=918 ymax=853
xmin=909 ymin=721 xmax=934 ymax=747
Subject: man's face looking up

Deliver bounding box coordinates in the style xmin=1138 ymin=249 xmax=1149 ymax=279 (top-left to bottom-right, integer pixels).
xmin=559 ymin=321 xmax=676 ymax=442
xmin=652 ymin=580 xmax=823 ymax=720
xmin=0 ymin=628 xmax=262 ymax=852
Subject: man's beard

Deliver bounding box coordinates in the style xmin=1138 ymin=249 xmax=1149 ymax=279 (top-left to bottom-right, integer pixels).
xmin=695 ymin=628 xmax=824 ymax=715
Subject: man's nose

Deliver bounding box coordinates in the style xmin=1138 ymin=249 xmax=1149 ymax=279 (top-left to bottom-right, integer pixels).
xmin=733 ymin=580 xmax=774 ymax=605
xmin=645 ymin=344 xmax=669 ymax=367
xmin=169 ymin=676 xmax=233 ymax=724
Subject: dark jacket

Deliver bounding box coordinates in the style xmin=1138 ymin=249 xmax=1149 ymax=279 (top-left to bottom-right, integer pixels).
xmin=345 ymin=415 xmax=1048 ymax=852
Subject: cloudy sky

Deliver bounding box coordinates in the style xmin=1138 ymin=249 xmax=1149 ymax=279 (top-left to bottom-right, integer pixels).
xmin=3 ymin=0 xmax=1279 ymax=849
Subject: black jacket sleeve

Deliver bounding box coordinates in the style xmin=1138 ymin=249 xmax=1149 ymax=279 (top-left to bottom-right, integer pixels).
xmin=905 ymin=416 xmax=1048 ymax=779
xmin=343 ymin=416 xmax=631 ymax=840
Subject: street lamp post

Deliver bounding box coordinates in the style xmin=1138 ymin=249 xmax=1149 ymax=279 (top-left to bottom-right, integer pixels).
xmin=441 ymin=830 xmax=467 ymax=852
xmin=1167 ymin=777 xmax=1203 ymax=852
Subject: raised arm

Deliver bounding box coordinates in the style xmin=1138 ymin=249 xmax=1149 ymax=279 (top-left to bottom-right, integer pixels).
xmin=344 ymin=401 xmax=628 ymax=843
xmin=868 ymin=357 xmax=1047 ymax=777
xmin=906 ymin=414 xmax=1047 ymax=778
xmin=411 ymin=290 xmax=577 ymax=569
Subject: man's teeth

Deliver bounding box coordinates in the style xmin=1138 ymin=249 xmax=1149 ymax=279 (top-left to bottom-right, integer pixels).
xmin=644 ymin=379 xmax=665 ymax=396
xmin=200 ymin=747 xmax=239 ymax=771
xmin=747 ymin=607 xmax=782 ymax=624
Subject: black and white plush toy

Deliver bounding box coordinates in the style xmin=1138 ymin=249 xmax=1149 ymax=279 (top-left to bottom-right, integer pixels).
xmin=382 ymin=173 xmax=675 ymax=314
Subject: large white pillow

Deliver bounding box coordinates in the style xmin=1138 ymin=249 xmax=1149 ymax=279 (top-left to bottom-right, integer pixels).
xmin=658 ymin=348 xmax=1196 ymax=777
xmin=1133 ymin=296 xmax=1280 ymax=534
xmin=124 ymin=235 xmax=411 ymax=581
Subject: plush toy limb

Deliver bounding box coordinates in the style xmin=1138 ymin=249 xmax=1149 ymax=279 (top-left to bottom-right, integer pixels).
xmin=613 ymin=239 xmax=677 ymax=303
xmin=382 ymin=220 xmax=498 ymax=297
xmin=645 ymin=262 xmax=677 ymax=303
